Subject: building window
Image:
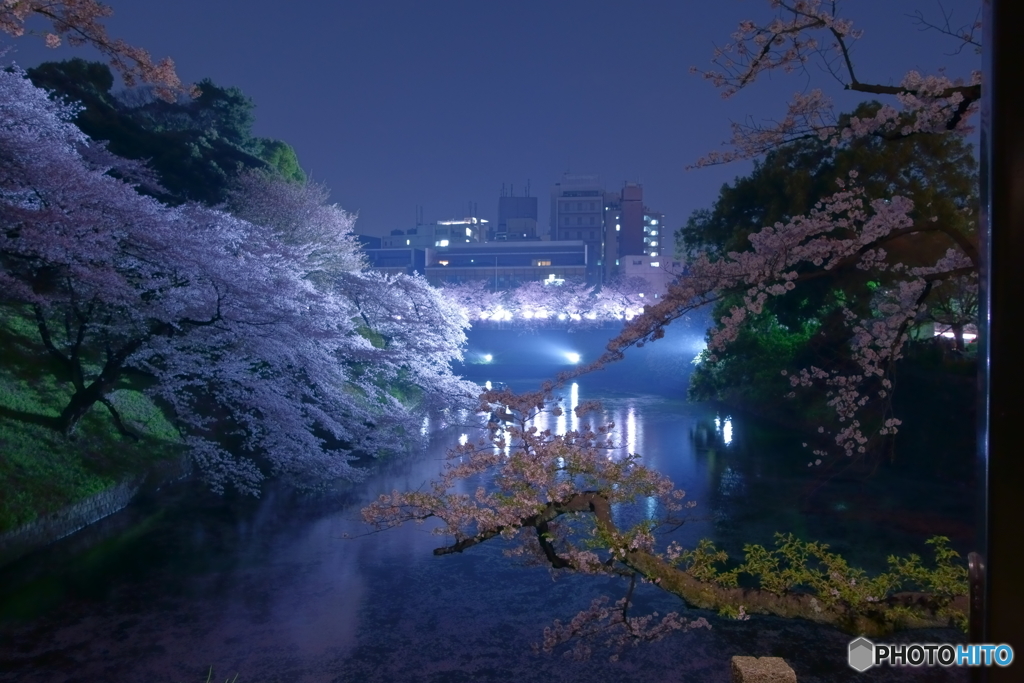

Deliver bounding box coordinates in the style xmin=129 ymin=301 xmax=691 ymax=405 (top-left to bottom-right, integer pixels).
xmin=588 ymin=217 xmax=595 ymax=225
xmin=651 ymin=261 xmax=660 ymax=267
xmin=534 ymin=259 xmax=552 ymax=267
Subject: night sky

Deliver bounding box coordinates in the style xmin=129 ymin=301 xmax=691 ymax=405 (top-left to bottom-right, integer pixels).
xmin=9 ymin=0 xmax=981 ymax=242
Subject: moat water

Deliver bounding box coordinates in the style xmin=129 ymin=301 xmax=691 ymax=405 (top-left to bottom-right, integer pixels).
xmin=0 ymin=325 xmax=977 ymax=682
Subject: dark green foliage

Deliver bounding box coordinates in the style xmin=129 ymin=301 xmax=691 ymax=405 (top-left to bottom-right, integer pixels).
xmin=680 ymin=102 xmax=978 ymax=428
xmin=677 ymin=534 xmax=967 ymax=629
xmin=25 ymin=59 xmax=306 ymax=206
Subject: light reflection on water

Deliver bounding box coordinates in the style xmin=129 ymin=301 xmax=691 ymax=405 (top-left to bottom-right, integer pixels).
xmin=0 ymin=377 xmax=971 ymax=683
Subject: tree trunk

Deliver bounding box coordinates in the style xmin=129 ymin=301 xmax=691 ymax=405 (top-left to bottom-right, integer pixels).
xmin=57 ymin=380 xmax=109 ymax=437
xmin=951 ymin=323 xmax=966 ymax=352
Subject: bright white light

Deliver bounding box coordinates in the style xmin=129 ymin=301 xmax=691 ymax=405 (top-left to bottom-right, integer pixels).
xmin=570 ymin=313 xmax=581 ymax=321
xmin=483 ymin=354 xmax=493 ymax=362
xmin=535 ymin=309 xmax=549 ymax=319
xmin=459 ymin=433 xmax=468 ymax=446
xmin=584 ymin=312 xmax=597 ymax=320
xmin=558 ymin=313 xmax=567 ymax=320
xmin=466 ymin=227 xmax=472 ymax=236
xmin=485 ymin=380 xmax=492 ymax=390
xmin=523 ymin=310 xmax=534 ymax=319
xmin=937 ymin=330 xmax=978 ymax=341
xmin=723 ymin=418 xmax=733 ymax=445
xmin=437 ymin=239 xmax=450 ymax=247
xmin=565 ymin=352 xmax=581 ymax=364
xmin=638 ymin=293 xmax=644 ymax=298
xmin=650 ymin=261 xmax=660 ymax=266
xmin=651 ymin=220 xmax=658 ymax=225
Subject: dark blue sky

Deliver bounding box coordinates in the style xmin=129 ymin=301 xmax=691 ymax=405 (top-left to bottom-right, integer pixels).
xmin=10 ymin=0 xmax=980 ymax=242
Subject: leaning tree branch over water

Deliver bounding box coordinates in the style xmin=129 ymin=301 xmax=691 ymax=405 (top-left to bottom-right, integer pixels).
xmin=363 ymin=387 xmax=967 ymax=659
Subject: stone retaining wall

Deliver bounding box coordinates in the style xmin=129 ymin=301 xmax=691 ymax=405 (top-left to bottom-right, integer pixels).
xmin=0 ymin=454 xmax=192 ymax=569
xmin=0 ymin=477 xmax=143 ymax=568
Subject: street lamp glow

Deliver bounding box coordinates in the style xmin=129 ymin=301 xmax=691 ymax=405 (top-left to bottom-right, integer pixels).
xmin=483 ymin=354 xmax=493 ymax=362
xmin=565 ymin=352 xmax=581 ymax=364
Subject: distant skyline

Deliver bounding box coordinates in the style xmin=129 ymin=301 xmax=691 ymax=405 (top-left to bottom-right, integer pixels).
xmin=7 ymin=0 xmax=981 ymax=241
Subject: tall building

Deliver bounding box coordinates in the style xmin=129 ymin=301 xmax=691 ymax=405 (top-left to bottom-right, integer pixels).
xmin=493 ymin=185 xmax=539 ymax=241
xmin=549 ymin=176 xmax=665 ymax=284
xmin=549 ymin=175 xmax=607 ymax=283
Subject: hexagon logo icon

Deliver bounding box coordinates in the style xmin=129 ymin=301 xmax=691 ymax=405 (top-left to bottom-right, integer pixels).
xmin=848 ymin=637 xmax=875 ymax=672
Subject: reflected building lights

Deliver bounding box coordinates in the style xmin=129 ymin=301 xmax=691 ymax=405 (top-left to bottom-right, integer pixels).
xmin=570 ymin=383 xmax=579 ymax=431
xmin=626 ymin=404 xmax=637 ymax=455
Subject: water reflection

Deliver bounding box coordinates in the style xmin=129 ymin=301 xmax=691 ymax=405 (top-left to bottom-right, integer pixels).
xmin=0 ymin=378 xmax=972 ymax=683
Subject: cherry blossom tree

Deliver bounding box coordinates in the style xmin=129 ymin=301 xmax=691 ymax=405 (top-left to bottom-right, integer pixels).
xmin=437 ymin=280 xmax=503 ymax=323
xmin=440 ymin=279 xmax=653 ymax=326
xmin=594 ymin=276 xmax=651 ymax=322
xmin=593 ymin=1 xmax=981 ymax=466
xmin=225 ymin=170 xmax=366 ymax=281
xmin=0 ymin=0 xmax=191 ymax=99
xmin=0 ymin=68 xmax=474 ymax=494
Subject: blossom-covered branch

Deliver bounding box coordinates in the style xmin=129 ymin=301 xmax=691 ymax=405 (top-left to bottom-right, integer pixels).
xmin=585 ymin=174 xmax=976 ymax=464
xmin=362 ymin=386 xmax=966 ymax=658
xmin=690 ymin=0 xmax=981 ymax=166
xmin=0 ymin=0 xmax=192 ymax=99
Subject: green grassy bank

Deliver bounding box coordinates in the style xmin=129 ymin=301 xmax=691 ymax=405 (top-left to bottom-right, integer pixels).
xmin=0 ymin=311 xmax=184 ymax=534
